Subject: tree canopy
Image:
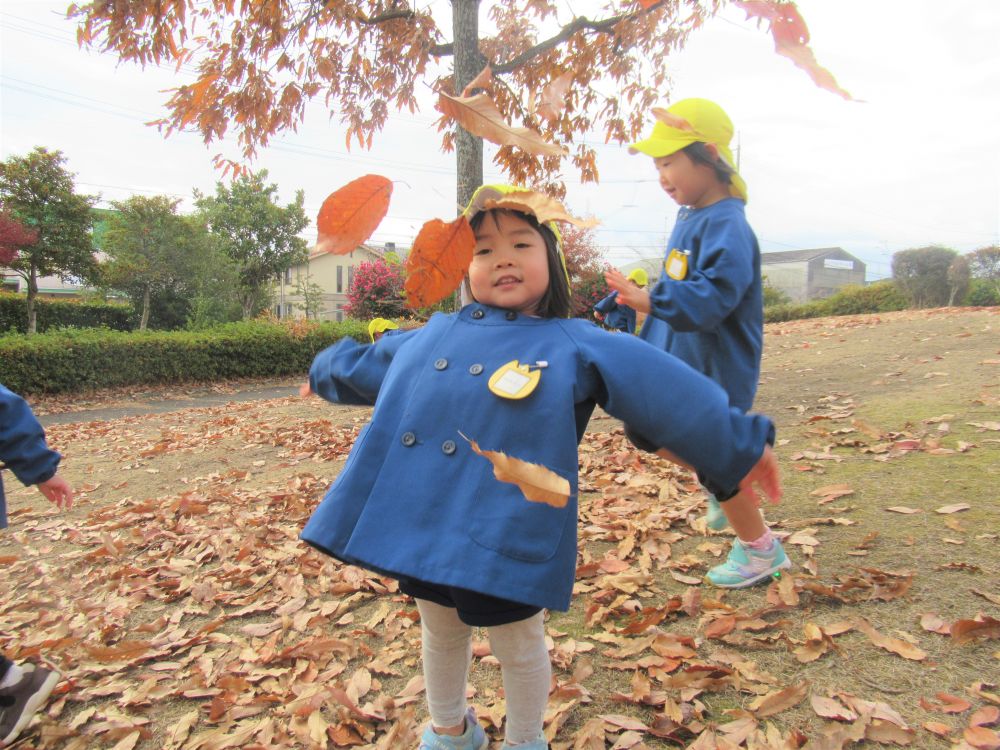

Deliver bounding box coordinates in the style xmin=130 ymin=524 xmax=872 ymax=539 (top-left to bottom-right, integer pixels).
xmin=0 ymin=147 xmax=97 ymax=333
xmin=891 ymin=245 xmax=962 ymax=309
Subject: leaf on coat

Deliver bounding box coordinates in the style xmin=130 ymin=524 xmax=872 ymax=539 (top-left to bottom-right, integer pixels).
xmin=533 ymin=71 xmax=574 ymax=123
xmin=437 ymin=92 xmax=567 ymax=156
xmin=316 ymin=174 xmax=392 ymax=255
xmin=482 ymin=190 xmax=599 ymax=229
xmin=464 ymin=435 xmax=571 ymax=508
xmin=403 ymin=216 xmax=475 ymax=309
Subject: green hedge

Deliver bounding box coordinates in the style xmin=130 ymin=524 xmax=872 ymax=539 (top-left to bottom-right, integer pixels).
xmin=764 ymin=280 xmax=908 ymax=323
xmin=0 ymin=293 xmax=133 ymax=333
xmin=0 ymin=319 xmax=368 ymax=395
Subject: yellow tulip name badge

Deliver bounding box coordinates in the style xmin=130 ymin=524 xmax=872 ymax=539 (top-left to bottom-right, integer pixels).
xmin=665 ymin=248 xmax=690 ymax=280
xmin=488 ymin=360 xmax=543 ymax=399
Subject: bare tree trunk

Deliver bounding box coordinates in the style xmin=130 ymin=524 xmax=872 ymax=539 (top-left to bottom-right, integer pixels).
xmin=140 ymin=285 xmax=151 ymax=330
xmin=452 ymin=0 xmax=484 ymax=213
xmin=26 ymin=266 xmax=38 ymax=335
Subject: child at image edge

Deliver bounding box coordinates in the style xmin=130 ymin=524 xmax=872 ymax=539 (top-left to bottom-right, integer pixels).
xmin=592 ymin=267 xmax=647 ymax=333
xmin=606 ymin=97 xmax=792 ymax=588
xmin=1 ymin=384 xmax=73 ymax=746
xmin=300 ymin=184 xmax=782 ymax=750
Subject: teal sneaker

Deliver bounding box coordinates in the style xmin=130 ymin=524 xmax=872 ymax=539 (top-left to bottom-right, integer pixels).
xmin=705 ymin=538 xmax=791 ymax=588
xmin=704 ymin=495 xmax=729 ymax=531
xmin=419 ymin=708 xmax=488 ymax=750
xmin=502 ymin=736 xmax=548 ymax=749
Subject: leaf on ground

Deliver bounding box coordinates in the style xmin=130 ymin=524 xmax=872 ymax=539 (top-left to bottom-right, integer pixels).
xmin=970 ymin=707 xmax=1000 ymax=727
xmin=936 ymin=503 xmax=972 ymax=514
xmin=316 ymin=174 xmax=392 ymax=255
xmin=749 ymin=681 xmax=810 ymax=717
xmin=855 ymin=618 xmax=927 ymax=660
xmin=886 ymin=506 xmax=921 ymax=514
xmin=464 ymin=434 xmax=571 ymax=508
xmin=951 ymin=616 xmax=1000 ymax=644
xmin=965 ymin=726 xmax=1000 ymax=749
xmin=920 ymin=613 xmax=951 ymax=635
xmin=922 ymin=721 xmax=953 ymax=738
xmin=811 ymin=694 xmax=858 ymax=721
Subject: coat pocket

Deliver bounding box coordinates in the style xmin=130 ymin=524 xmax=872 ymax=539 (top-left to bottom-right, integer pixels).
xmin=467 ymin=469 xmax=574 ymax=563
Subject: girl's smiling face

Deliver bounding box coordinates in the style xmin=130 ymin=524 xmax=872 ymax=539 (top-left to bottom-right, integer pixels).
xmin=468 ymin=210 xmax=550 ymax=315
xmin=654 ymin=149 xmax=730 ymax=209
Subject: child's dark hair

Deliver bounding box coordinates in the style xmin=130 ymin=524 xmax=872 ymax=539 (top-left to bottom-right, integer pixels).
xmin=682 ymin=142 xmax=735 ymax=186
xmin=468 ymin=209 xmax=573 ymax=318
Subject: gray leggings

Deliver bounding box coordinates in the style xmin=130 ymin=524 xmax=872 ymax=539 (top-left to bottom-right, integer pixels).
xmin=416 ymin=598 xmax=550 ymax=745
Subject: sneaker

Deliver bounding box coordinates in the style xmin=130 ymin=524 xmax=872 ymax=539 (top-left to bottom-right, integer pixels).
xmin=419 ymin=707 xmax=488 ymax=750
xmin=0 ymin=663 xmax=61 ymax=746
xmin=502 ymin=736 xmax=549 ymax=749
xmin=704 ymin=495 xmax=729 ymax=531
xmin=705 ymin=539 xmax=791 ymax=588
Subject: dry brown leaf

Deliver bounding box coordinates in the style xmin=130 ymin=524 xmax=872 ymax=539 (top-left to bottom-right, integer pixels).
xmin=464 ymin=435 xmax=570 ymax=508
xmin=920 ymin=613 xmax=951 ymax=635
xmin=811 ymin=694 xmax=858 ymax=721
xmin=534 ymin=71 xmax=573 ymax=123
xmin=483 ymin=190 xmax=599 ymax=229
xmin=951 ymin=616 xmax=1000 ymax=644
xmin=460 ymin=65 xmax=493 ymax=97
xmin=886 ymin=506 xmax=921 ymax=514
xmin=749 ymin=681 xmax=810 ymax=717
xmin=936 ymin=503 xmax=972 ymax=514
xmin=437 ymin=92 xmax=566 ymax=156
xmin=855 ymin=618 xmax=927 ymax=660
xmin=965 ymin=726 xmax=1000 ymax=750
xmin=971 ymin=707 xmax=1000 ymax=727
xmin=922 ymin=721 xmax=953 ymax=738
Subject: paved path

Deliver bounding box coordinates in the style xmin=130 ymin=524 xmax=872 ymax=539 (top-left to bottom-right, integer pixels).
xmin=36 ymin=383 xmax=300 ymax=427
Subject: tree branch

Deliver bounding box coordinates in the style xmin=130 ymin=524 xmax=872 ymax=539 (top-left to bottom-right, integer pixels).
xmin=492 ymin=3 xmax=663 ymax=75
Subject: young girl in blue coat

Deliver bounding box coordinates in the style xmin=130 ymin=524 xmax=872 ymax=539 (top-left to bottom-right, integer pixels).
xmin=300 ymin=185 xmax=782 ymax=750
xmin=606 ymin=98 xmax=791 ymax=589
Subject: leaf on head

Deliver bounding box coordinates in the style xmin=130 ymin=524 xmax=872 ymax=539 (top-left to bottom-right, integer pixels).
xmin=483 ymin=190 xmax=599 ymax=229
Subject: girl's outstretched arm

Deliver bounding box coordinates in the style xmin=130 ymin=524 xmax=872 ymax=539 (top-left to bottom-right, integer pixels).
xmin=605 ymin=269 xmax=651 ymax=313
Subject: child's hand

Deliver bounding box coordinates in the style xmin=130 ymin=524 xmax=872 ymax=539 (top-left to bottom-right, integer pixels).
xmin=593 ymin=311 xmax=604 ymax=321
xmin=605 ymin=269 xmax=651 ymax=313
xmin=737 ymin=445 xmax=782 ymax=506
xmin=37 ymin=475 xmax=73 ymax=510
xmin=298 ymin=381 xmax=313 ymax=397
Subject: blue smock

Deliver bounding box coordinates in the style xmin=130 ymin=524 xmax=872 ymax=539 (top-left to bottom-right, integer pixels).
xmin=1 ymin=384 xmax=61 ymax=529
xmin=301 ymin=303 xmax=774 ymax=611
xmin=593 ymin=291 xmax=637 ymax=333
xmin=640 ymin=198 xmax=763 ymax=411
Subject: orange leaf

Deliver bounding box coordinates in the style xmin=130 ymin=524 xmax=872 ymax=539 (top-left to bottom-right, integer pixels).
xmin=923 ymin=721 xmax=953 ymax=738
xmin=316 ymin=174 xmax=392 ymax=255
xmin=965 ymin=726 xmax=1000 ymax=750
xmin=403 ymin=216 xmax=475 ymax=309
xmin=748 ymin=681 xmax=810 ymax=717
xmin=734 ymin=1 xmax=855 ymax=101
xmin=464 ymin=435 xmax=571 ymax=508
xmin=951 ymin=616 xmax=1000 ymax=644
xmin=855 ymin=618 xmax=927 ymax=660
xmin=437 ymin=92 xmax=567 ymax=157
xmin=460 ymin=65 xmax=493 ymax=97
xmin=971 ymin=707 xmax=1000 ymax=728
xmin=704 ymin=615 xmax=736 ymax=639
xmin=534 ymin=72 xmax=573 ymax=123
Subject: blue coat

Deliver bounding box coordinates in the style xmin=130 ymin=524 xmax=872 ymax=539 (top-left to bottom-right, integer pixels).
xmin=640 ymin=198 xmax=763 ymax=411
xmin=301 ymin=304 xmax=774 ymax=611
xmin=0 ymin=384 xmax=61 ymax=529
xmin=593 ymin=291 xmax=637 ymax=333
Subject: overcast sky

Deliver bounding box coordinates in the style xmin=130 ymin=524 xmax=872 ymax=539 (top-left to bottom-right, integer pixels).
xmin=2 ymin=0 xmax=998 ymax=281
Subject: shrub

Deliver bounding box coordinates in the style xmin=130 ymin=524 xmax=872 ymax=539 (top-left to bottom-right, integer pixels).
xmin=964 ymin=278 xmax=1000 ymax=307
xmin=821 ymin=280 xmax=907 ymax=315
xmin=0 ymin=318 xmax=368 ymax=395
xmin=0 ymin=292 xmax=132 ymax=334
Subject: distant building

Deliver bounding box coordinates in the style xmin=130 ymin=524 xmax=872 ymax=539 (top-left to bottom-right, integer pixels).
xmin=0 ymin=271 xmax=91 ymax=299
xmin=760 ymin=247 xmax=866 ymax=303
xmin=276 ymin=242 xmax=403 ymax=321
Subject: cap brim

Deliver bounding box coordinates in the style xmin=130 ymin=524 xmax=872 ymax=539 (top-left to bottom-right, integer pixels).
xmin=627 ymin=134 xmax=692 ymax=158
xmin=463 ymin=186 xmax=507 ymax=217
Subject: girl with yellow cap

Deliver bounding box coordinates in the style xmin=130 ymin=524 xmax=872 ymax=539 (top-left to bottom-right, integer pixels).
xmin=606 ymin=98 xmax=790 ymax=589
xmin=593 ymin=267 xmax=648 ymax=333
xmin=301 ymin=184 xmax=781 ymax=749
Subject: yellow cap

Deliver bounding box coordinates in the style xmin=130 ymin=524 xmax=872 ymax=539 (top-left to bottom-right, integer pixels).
xmin=626 ymin=268 xmax=648 ymax=286
xmin=628 ymin=98 xmax=748 ymax=202
xmin=463 ymin=183 xmax=570 ymax=287
xmin=367 ymin=317 xmax=399 ymax=342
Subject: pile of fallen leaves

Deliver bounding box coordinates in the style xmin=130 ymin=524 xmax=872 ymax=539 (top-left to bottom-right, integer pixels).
xmin=3 ymin=318 xmax=999 ymax=749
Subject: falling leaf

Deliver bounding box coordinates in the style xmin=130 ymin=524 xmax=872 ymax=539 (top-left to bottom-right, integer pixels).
xmin=534 ymin=71 xmax=573 ymax=123
xmin=464 ymin=435 xmax=570 ymax=508
xmin=403 ymin=215 xmax=475 ymax=309
xmin=460 ymin=65 xmax=493 ymax=97
xmin=483 ymin=190 xmax=599 ymax=229
xmin=749 ymin=681 xmax=810 ymax=717
xmin=733 ymin=1 xmax=855 ymax=100
xmin=437 ymin=92 xmax=567 ymax=156
xmin=316 ymin=174 xmax=393 ymax=255
xmin=855 ymin=618 xmax=927 ymax=660
xmin=936 ymin=503 xmax=971 ymax=514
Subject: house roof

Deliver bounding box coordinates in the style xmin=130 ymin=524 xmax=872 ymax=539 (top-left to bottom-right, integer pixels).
xmin=761 ymin=247 xmax=862 ymax=264
xmin=306 ymin=243 xmax=389 ymax=262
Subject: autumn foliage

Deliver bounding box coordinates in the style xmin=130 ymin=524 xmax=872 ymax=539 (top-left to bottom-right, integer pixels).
xmin=0 ymin=209 xmax=38 ymax=265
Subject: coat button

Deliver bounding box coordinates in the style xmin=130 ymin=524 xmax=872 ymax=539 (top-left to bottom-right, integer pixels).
xmin=441 ymin=440 xmax=457 ymax=455
xmin=434 ymin=358 xmax=448 ymax=370
xmin=505 ymin=311 xmax=517 ymax=320
xmin=468 ymin=364 xmax=484 ymax=375
xmin=472 ymin=309 xmax=485 ymax=319
xmin=401 ymin=431 xmax=417 ymax=447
